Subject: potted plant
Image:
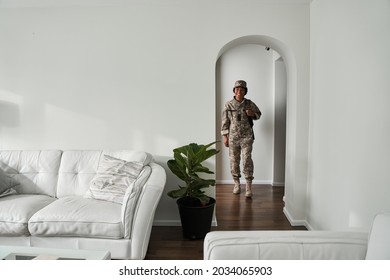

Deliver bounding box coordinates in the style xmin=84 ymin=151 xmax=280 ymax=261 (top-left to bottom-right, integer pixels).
xmin=167 ymin=141 xmax=219 ymax=239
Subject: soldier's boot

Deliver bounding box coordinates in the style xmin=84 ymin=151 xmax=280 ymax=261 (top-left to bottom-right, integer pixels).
xmin=233 ymin=179 xmax=241 ymax=194
xmin=245 ymin=181 xmax=253 ymax=198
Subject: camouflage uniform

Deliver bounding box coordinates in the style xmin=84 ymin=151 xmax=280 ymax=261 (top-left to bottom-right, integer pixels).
xmin=221 ymin=83 xmax=261 ymax=182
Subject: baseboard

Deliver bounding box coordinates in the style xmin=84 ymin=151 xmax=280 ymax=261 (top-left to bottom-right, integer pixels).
xmin=304 ymin=221 xmax=314 ymax=231
xmin=283 ymin=207 xmax=309 ymax=228
xmin=152 ymin=220 xmax=182 ymax=226
xmin=153 ymin=219 xmax=218 ymax=227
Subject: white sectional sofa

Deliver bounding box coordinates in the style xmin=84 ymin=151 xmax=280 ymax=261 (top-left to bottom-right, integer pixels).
xmin=204 ymin=211 xmax=390 ymax=260
xmin=0 ymin=150 xmax=166 ymax=260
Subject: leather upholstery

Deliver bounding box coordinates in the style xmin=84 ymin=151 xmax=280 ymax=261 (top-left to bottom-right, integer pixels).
xmin=0 ymin=150 xmax=62 ymax=196
xmin=0 ymin=150 xmax=166 ymax=259
xmin=365 ymin=211 xmax=390 ymax=259
xmin=0 ymin=194 xmax=56 ymax=235
xmin=28 ymin=196 xmax=123 ymax=239
xmin=204 ymin=230 xmax=367 ymax=260
xmin=204 ymin=212 xmax=390 ymax=260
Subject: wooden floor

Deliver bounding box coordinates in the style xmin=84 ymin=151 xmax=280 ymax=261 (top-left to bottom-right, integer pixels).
xmin=145 ymin=184 xmax=306 ymax=260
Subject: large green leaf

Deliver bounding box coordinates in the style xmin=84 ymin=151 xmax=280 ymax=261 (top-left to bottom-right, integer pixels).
xmin=193 ymin=165 xmax=214 ymax=174
xmin=167 ymin=159 xmax=187 ymax=182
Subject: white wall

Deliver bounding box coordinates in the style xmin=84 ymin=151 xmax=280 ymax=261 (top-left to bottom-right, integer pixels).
xmin=274 ymin=58 xmax=287 ymax=185
xmin=308 ymin=0 xmax=390 ymax=231
xmin=0 ymin=0 xmax=310 ymax=225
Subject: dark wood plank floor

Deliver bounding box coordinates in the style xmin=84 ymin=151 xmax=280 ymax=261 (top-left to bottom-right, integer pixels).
xmin=145 ymin=184 xmax=306 ymax=260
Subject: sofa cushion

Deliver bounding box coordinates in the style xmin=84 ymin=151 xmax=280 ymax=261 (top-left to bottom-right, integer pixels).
xmin=28 ymin=196 xmax=123 ymax=239
xmin=84 ymin=155 xmax=144 ymax=204
xmin=0 ymin=150 xmax=62 ymax=197
xmin=0 ymin=167 xmax=19 ymax=198
xmin=365 ymin=211 xmax=390 ymax=260
xmin=0 ymin=194 xmax=56 ymax=236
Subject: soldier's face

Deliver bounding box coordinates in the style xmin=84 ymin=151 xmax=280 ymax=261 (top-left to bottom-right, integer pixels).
xmin=234 ymin=87 xmax=246 ymax=102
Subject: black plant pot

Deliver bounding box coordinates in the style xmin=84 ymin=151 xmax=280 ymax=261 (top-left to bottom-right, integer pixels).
xmin=177 ymin=196 xmax=216 ymax=240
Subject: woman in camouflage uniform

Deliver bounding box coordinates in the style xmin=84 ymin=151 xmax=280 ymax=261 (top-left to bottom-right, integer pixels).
xmin=221 ymin=80 xmax=262 ymax=198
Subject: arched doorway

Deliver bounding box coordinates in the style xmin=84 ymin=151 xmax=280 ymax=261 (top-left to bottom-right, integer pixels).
xmin=215 ymin=35 xmax=298 ymax=203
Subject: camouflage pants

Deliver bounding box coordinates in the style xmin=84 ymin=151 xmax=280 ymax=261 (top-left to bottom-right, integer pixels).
xmin=229 ymin=136 xmax=254 ymax=181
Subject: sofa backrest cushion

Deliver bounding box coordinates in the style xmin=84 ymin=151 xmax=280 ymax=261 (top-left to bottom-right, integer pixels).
xmin=0 ymin=150 xmax=62 ymax=197
xmin=57 ymin=150 xmax=153 ymax=198
xmin=365 ymin=211 xmax=390 ymax=260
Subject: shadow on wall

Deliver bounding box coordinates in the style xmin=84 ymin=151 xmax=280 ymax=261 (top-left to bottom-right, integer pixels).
xmin=0 ymin=101 xmax=20 ymax=127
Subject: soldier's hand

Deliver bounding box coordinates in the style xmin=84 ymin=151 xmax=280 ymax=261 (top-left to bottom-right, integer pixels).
xmin=245 ymin=109 xmax=255 ymax=117
xmin=223 ymin=135 xmax=229 ymax=147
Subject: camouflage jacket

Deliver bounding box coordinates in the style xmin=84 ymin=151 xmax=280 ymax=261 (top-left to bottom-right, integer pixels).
xmin=221 ymin=98 xmax=262 ymax=139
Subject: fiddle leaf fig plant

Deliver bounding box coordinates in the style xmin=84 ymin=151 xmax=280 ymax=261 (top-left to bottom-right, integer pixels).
xmin=167 ymin=141 xmax=219 ymax=205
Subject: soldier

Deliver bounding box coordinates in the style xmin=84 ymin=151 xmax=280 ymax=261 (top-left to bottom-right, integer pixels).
xmin=221 ymin=80 xmax=262 ymax=198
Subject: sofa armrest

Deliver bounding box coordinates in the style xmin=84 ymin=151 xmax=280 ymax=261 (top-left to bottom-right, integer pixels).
xmin=123 ymin=162 xmax=166 ymax=259
xmin=204 ymin=230 xmax=368 ymax=260
xmin=365 ymin=211 xmax=390 ymax=260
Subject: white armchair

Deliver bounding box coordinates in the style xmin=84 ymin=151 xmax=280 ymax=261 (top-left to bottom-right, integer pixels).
xmin=204 ymin=212 xmax=390 ymax=260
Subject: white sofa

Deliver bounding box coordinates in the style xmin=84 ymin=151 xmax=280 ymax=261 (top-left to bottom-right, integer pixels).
xmin=0 ymin=150 xmax=166 ymax=260
xmin=204 ymin=211 xmax=390 ymax=260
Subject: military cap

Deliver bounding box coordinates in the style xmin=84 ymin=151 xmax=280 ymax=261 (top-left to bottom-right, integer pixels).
xmin=233 ymin=80 xmax=248 ymax=93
